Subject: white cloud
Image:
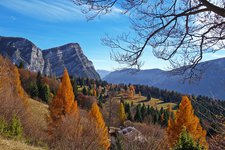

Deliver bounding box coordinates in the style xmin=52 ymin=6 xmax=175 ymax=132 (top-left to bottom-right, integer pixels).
xmin=103 ymin=6 xmax=126 ymax=18
xmin=0 ymin=0 xmax=125 ymax=22
xmin=0 ymin=0 xmax=84 ymax=22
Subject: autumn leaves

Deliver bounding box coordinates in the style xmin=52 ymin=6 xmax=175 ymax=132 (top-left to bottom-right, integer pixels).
xmin=47 ymin=69 xmax=110 ymax=150
xmin=167 ymin=96 xmax=208 ymax=149
xmin=46 ymin=69 xmax=208 ymax=150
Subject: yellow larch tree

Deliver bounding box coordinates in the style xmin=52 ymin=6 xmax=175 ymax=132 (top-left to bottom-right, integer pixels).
xmin=119 ymin=102 xmax=126 ymax=126
xmin=13 ymin=67 xmax=28 ymax=106
xmin=167 ymin=96 xmax=208 ymax=149
xmin=48 ymin=69 xmax=78 ymax=134
xmin=129 ymin=85 xmax=135 ymax=98
xmin=93 ymin=89 xmax=97 ymax=97
xmin=167 ymin=104 xmax=172 ymax=113
xmin=90 ymin=102 xmax=110 ymax=150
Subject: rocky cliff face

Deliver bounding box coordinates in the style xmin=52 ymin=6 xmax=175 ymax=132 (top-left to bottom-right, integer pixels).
xmin=0 ymin=36 xmax=100 ymax=80
xmin=42 ymin=43 xmax=100 ymax=79
xmin=0 ymin=36 xmax=44 ymax=73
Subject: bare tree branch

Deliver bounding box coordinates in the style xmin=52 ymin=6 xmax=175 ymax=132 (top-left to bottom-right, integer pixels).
xmin=74 ymin=0 xmax=225 ymax=80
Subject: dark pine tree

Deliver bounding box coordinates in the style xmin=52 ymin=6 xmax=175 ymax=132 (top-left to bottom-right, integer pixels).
xmin=82 ymin=87 xmax=87 ymax=95
xmin=134 ymin=105 xmax=143 ymax=122
xmin=71 ymin=77 xmax=78 ymax=99
xmin=29 ymin=82 xmax=39 ymax=98
xmin=147 ymin=93 xmax=151 ymax=101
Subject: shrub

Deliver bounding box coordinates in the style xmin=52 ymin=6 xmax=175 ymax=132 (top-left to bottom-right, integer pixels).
xmin=77 ymin=93 xmax=96 ymax=110
xmin=0 ymin=117 xmax=8 ymax=134
xmin=0 ymin=114 xmax=23 ymax=140
xmin=9 ymin=114 xmax=23 ymax=139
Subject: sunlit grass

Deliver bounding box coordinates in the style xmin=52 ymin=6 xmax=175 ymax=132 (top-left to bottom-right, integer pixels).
xmin=124 ymin=94 xmax=177 ymax=110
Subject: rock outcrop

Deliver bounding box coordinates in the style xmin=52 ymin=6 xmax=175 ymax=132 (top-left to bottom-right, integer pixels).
xmin=43 ymin=43 xmax=100 ymax=79
xmin=0 ymin=36 xmax=100 ymax=80
xmin=0 ymin=36 xmax=44 ymax=73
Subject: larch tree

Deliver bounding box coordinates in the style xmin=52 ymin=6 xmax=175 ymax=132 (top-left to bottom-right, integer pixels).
xmin=129 ymin=85 xmax=135 ymax=98
xmin=167 ymin=96 xmax=208 ymax=149
xmin=13 ymin=67 xmax=28 ymax=106
xmin=48 ymin=69 xmax=78 ymax=135
xmin=167 ymin=105 xmax=173 ymax=113
xmin=119 ymin=102 xmax=126 ymax=126
xmin=93 ymin=89 xmax=97 ymax=97
xmin=89 ymin=102 xmax=110 ymax=150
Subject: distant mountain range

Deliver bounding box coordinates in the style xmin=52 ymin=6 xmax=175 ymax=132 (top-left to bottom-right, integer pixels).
xmin=97 ymin=70 xmax=111 ymax=79
xmin=104 ymin=58 xmax=225 ymax=100
xmin=0 ymin=36 xmax=100 ymax=80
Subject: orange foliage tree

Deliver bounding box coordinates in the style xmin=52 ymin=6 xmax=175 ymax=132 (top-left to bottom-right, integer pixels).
xmin=90 ymin=102 xmax=110 ymax=150
xmin=14 ymin=67 xmax=25 ymax=97
xmin=167 ymin=104 xmax=172 ymax=113
xmin=48 ymin=69 xmax=78 ymax=134
xmin=167 ymin=96 xmax=208 ymax=149
xmin=13 ymin=67 xmax=28 ymax=106
xmin=93 ymin=89 xmax=97 ymax=97
xmin=129 ymin=85 xmax=135 ymax=98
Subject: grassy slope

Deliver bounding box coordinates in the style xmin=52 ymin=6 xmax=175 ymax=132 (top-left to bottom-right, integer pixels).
xmin=27 ymin=98 xmax=49 ymax=130
xmin=124 ymin=94 xmax=177 ymax=110
xmin=0 ymin=136 xmax=44 ymax=150
xmin=0 ymin=98 xmax=48 ymax=150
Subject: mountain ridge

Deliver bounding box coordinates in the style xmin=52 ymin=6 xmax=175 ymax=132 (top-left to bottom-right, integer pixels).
xmin=0 ymin=36 xmax=100 ymax=80
xmin=104 ymin=57 xmax=225 ymax=100
xmin=97 ymin=70 xmax=111 ymax=79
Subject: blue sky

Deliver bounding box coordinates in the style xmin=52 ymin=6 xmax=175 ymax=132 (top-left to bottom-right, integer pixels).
xmin=0 ymin=0 xmax=224 ymax=71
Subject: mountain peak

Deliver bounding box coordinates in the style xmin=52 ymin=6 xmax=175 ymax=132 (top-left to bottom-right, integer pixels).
xmin=0 ymin=36 xmax=100 ymax=80
xmin=104 ymin=58 xmax=225 ymax=100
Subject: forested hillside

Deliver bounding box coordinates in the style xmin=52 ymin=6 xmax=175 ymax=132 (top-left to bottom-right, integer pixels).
xmin=104 ymin=57 xmax=225 ymax=100
xmin=0 ymin=55 xmax=224 ymax=150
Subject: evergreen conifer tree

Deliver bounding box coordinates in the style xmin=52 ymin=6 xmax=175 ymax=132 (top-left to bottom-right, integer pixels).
xmin=173 ymin=128 xmax=204 ymax=150
xmin=134 ymin=105 xmax=142 ymax=122
xmin=82 ymin=87 xmax=87 ymax=95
